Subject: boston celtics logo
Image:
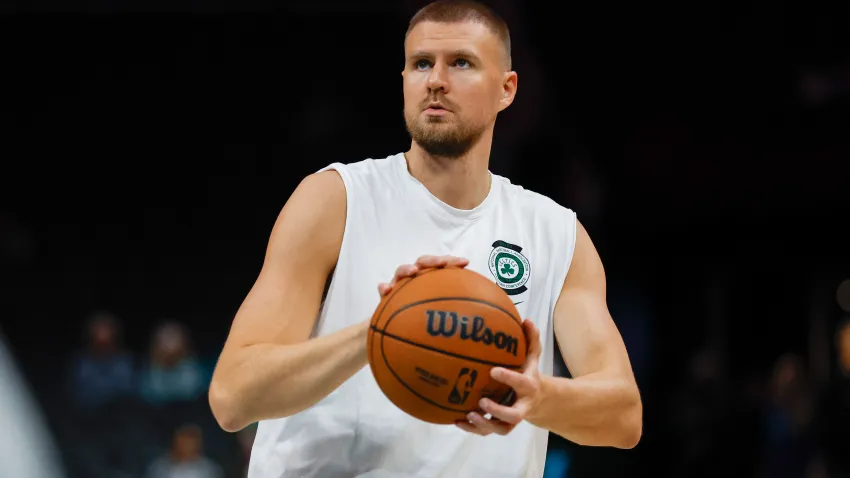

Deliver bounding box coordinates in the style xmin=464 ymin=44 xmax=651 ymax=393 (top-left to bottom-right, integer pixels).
xmin=488 ymin=240 xmax=531 ymax=296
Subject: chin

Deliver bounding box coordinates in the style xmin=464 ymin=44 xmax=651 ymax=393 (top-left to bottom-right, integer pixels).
xmin=422 ymin=115 xmax=451 ymax=124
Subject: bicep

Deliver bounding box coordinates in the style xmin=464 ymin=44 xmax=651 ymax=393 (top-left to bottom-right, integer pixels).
xmin=553 ymin=221 xmax=634 ymax=380
xmin=223 ymin=170 xmax=346 ymax=350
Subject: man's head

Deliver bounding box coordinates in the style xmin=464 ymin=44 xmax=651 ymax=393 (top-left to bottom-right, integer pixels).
xmin=171 ymin=424 xmax=203 ymax=461
xmin=402 ymin=0 xmax=517 ymax=158
xmin=86 ymin=311 xmax=120 ymax=353
xmin=151 ymin=321 xmax=191 ymax=367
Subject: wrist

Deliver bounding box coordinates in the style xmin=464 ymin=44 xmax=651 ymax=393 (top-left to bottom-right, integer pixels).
xmin=528 ymin=374 xmax=564 ymax=423
xmin=358 ymin=319 xmax=371 ymax=361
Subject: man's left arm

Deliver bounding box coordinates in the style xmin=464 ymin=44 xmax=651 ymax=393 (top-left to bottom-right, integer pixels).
xmin=527 ymin=219 xmax=642 ymax=448
xmin=457 ymin=220 xmax=642 ymax=449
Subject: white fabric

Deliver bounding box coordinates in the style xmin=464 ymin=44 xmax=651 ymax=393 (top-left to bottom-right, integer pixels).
xmin=249 ymin=153 xmax=577 ymax=478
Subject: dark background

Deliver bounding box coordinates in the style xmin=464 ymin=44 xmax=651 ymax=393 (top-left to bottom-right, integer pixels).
xmin=2 ymin=0 xmax=849 ymax=477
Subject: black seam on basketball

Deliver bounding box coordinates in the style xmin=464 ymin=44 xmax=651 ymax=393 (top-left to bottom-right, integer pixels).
xmin=371 ymin=326 xmax=524 ymax=368
xmin=368 ymin=268 xmax=440 ymax=367
xmin=379 ymin=328 xmax=521 ymax=415
xmin=379 ymin=296 xmax=522 ymax=335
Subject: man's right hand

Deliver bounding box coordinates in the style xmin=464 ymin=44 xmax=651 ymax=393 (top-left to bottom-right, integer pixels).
xmin=377 ymin=255 xmax=469 ymax=297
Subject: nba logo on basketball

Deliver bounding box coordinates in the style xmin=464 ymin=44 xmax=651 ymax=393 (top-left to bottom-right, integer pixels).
xmin=448 ymin=368 xmax=478 ymax=404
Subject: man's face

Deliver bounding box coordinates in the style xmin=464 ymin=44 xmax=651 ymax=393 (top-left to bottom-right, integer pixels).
xmin=173 ymin=429 xmax=201 ymax=460
xmin=91 ymin=322 xmax=115 ymax=347
xmin=402 ymin=20 xmax=516 ymax=158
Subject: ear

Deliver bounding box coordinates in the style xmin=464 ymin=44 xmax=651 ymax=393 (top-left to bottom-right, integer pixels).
xmin=498 ymin=71 xmax=518 ymax=112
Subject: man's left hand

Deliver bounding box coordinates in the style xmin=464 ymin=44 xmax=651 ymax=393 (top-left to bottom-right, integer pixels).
xmin=455 ymin=319 xmax=544 ymax=436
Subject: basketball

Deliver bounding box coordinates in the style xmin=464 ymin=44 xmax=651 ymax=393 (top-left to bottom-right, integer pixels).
xmin=367 ymin=266 xmax=528 ymax=424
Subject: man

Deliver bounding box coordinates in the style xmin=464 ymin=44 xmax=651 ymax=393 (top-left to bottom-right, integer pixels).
xmin=145 ymin=424 xmax=225 ymax=478
xmin=209 ymin=1 xmax=642 ymax=477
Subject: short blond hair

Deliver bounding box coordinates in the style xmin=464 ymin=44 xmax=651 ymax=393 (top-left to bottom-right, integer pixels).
xmin=406 ymin=0 xmax=512 ymax=70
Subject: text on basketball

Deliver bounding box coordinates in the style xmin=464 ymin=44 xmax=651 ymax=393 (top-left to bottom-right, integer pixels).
xmin=425 ymin=310 xmax=519 ymax=356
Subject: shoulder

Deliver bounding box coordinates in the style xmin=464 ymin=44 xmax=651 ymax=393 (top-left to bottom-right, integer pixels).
xmin=285 ymin=167 xmax=347 ymax=222
xmin=318 ymin=153 xmax=402 ymax=184
xmin=494 ymin=174 xmax=576 ymax=222
xmin=315 ymin=153 xmax=406 ymax=204
xmin=263 ymin=164 xmax=347 ymax=268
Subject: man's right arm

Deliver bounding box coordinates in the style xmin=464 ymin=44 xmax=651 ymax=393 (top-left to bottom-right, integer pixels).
xmin=208 ymin=170 xmax=367 ymax=432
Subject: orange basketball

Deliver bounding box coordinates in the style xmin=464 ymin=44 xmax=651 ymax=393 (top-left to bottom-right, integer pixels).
xmin=367 ymin=266 xmax=527 ymax=424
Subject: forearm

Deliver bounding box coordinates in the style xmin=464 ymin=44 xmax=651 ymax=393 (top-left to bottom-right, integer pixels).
xmin=530 ymin=372 xmax=642 ymax=449
xmin=209 ymin=320 xmax=369 ymax=432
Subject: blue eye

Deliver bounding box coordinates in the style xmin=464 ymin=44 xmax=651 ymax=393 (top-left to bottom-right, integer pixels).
xmin=415 ymin=60 xmax=431 ymax=70
xmin=455 ymin=59 xmax=470 ymax=69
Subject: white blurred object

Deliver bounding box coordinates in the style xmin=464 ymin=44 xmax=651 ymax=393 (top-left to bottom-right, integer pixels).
xmin=0 ymin=332 xmax=65 ymax=478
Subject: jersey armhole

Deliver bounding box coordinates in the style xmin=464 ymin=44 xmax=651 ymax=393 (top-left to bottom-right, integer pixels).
xmin=315 ymin=163 xmax=354 ymax=256
xmin=562 ymin=209 xmax=578 ymax=282
xmin=311 ymin=163 xmax=354 ymax=337
xmin=553 ymin=209 xmax=578 ymax=378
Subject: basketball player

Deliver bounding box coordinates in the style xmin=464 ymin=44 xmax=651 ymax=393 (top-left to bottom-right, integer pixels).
xmin=209 ymin=1 xmax=642 ymax=476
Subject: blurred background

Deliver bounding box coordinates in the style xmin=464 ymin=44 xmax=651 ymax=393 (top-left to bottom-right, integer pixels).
xmin=2 ymin=0 xmax=849 ymax=477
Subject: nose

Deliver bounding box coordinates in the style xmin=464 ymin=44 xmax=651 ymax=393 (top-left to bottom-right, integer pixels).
xmin=427 ymin=62 xmax=449 ymax=94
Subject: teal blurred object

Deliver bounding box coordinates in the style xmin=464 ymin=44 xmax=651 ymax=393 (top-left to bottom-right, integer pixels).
xmin=543 ymin=448 xmax=570 ymax=477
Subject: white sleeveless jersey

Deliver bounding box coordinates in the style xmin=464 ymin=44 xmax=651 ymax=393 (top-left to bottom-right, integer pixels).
xmin=248 ymin=153 xmax=577 ymax=478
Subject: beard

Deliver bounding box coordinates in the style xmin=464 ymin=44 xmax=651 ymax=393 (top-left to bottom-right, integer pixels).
xmin=404 ymin=109 xmax=487 ymax=159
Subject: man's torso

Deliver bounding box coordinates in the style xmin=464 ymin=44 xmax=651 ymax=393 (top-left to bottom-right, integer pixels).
xmin=248 ymin=154 xmax=577 ymax=478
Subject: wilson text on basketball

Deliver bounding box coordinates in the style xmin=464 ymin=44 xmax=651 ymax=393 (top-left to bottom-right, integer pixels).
xmin=425 ymin=310 xmax=519 ymax=356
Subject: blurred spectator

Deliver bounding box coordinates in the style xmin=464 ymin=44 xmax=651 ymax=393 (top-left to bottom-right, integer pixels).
xmin=145 ymin=424 xmax=224 ymax=478
xmin=139 ymin=321 xmax=206 ymax=405
xmin=763 ymin=353 xmax=818 ymax=478
xmin=68 ymin=311 xmax=135 ymax=410
xmin=819 ymin=319 xmax=850 ymax=477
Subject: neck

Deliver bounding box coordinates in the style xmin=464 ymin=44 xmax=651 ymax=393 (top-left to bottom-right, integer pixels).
xmin=404 ymin=128 xmax=494 ymax=210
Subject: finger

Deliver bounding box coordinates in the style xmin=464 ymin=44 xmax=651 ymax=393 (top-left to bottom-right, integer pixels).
xmin=415 ymin=255 xmax=445 ymax=269
xmin=490 ymin=367 xmax=538 ymax=396
xmin=378 ymin=283 xmax=391 ymax=296
xmin=454 ymin=419 xmax=490 ymax=436
xmin=416 ymin=255 xmax=469 ymax=270
xmin=442 ymin=256 xmax=469 ymax=268
xmin=479 ymin=397 xmax=525 ymax=425
xmin=391 ymin=264 xmax=418 ymax=284
xmin=437 ymin=255 xmax=468 ymax=266
xmin=467 ymin=411 xmax=514 ymax=436
xmin=522 ymin=319 xmax=542 ymax=361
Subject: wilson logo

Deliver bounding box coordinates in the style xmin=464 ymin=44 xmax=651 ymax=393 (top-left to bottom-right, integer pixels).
xmin=425 ymin=310 xmax=519 ymax=356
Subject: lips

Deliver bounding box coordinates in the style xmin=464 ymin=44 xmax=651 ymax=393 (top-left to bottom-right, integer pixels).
xmin=425 ymin=103 xmax=449 ymax=112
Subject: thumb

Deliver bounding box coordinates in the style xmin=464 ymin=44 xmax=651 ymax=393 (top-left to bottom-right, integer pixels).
xmin=522 ymin=319 xmax=541 ymax=359
xmin=524 ymin=351 xmax=540 ymax=376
